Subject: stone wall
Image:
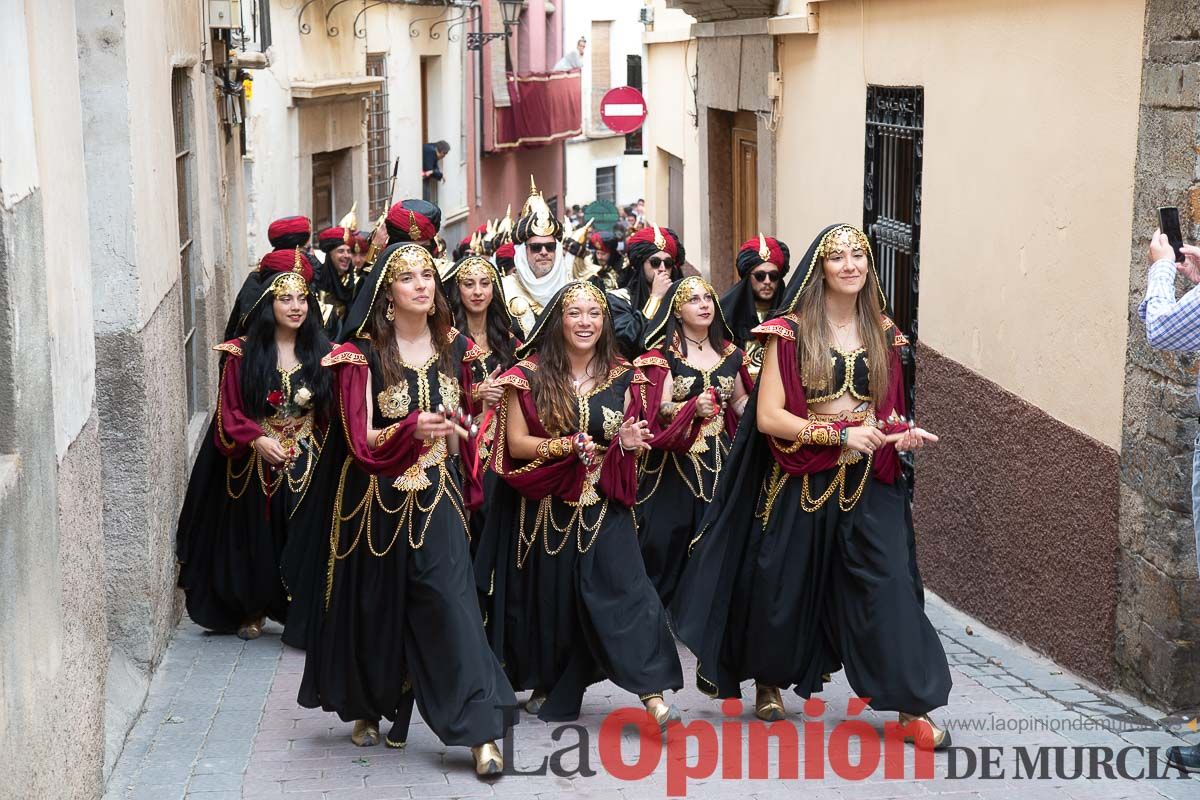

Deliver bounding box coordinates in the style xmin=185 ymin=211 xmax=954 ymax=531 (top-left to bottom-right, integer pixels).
xmin=1116 ymin=0 xmax=1200 ymax=709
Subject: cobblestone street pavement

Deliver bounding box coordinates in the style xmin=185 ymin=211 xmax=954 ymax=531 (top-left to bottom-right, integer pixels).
xmin=105 ymin=595 xmax=1199 ymax=800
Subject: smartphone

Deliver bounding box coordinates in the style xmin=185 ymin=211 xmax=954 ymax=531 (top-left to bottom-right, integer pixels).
xmin=1158 ymin=206 xmax=1185 ymax=262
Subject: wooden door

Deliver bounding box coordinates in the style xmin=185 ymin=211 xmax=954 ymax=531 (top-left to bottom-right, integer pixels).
xmin=731 ymin=114 xmax=758 ymax=260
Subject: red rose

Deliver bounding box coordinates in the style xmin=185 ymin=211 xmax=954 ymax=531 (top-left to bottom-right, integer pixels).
xmin=267 ymin=390 xmax=284 ymax=406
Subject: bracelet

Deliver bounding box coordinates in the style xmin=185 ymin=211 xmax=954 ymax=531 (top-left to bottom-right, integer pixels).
xmin=536 ymin=436 xmax=574 ymax=459
xmin=375 ymin=424 xmax=399 ymax=449
xmin=660 ymin=401 xmax=680 ymax=420
xmin=799 ymin=422 xmax=840 ymax=447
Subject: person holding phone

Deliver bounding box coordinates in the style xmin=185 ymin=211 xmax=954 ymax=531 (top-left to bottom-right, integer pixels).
xmin=1141 ymin=226 xmax=1200 ymax=773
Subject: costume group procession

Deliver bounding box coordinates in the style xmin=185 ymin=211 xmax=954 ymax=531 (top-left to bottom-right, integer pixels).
xmin=175 ymin=177 xmax=952 ymax=779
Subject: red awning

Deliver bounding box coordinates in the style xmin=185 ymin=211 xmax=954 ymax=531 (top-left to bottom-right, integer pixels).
xmin=493 ymin=69 xmax=582 ymax=151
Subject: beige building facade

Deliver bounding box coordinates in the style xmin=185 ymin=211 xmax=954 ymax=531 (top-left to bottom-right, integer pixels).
xmin=243 ymin=0 xmax=472 ymax=264
xmin=1 ymin=1 xmax=249 ymax=796
xmin=645 ymin=0 xmax=1200 ymax=708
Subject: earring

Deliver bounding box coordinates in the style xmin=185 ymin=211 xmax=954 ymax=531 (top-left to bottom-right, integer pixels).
xmin=427 ymin=306 xmax=435 ymax=317
xmin=385 ymin=300 xmax=395 ymax=321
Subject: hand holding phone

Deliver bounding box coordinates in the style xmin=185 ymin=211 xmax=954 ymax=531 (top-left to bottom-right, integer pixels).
xmin=1158 ymin=207 xmax=1186 ymax=263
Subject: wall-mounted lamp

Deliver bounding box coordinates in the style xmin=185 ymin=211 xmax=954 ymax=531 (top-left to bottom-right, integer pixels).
xmin=467 ymin=0 xmax=523 ymax=51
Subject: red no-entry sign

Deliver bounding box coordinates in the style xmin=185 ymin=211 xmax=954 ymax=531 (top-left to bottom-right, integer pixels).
xmin=600 ymin=86 xmax=648 ymax=135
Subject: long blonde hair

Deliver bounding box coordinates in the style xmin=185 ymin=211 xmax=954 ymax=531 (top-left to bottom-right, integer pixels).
xmin=791 ymin=259 xmax=890 ymax=405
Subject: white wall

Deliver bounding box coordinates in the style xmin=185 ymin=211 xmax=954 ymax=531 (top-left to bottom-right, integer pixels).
xmin=22 ymin=0 xmax=96 ymax=457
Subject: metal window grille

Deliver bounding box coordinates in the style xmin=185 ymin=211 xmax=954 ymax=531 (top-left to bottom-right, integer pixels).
xmin=366 ymin=54 xmax=391 ymax=219
xmin=863 ymin=84 xmax=923 ymax=487
xmin=173 ymin=68 xmax=201 ymax=416
xmin=595 ymin=166 xmax=616 ymax=204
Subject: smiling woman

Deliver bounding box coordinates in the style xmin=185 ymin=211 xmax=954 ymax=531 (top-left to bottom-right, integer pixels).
xmin=175 ymin=248 xmax=335 ymax=646
xmin=474 ymin=280 xmax=684 ymax=730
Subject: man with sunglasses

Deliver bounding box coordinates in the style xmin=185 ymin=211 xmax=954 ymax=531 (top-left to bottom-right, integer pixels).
xmin=608 ymin=224 xmax=685 ymax=359
xmin=720 ymin=234 xmax=791 ymax=380
xmin=502 ymin=177 xmax=600 ymax=335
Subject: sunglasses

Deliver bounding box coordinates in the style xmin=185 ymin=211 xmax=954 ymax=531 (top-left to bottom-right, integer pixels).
xmin=648 ymin=256 xmax=675 ymax=270
xmin=751 ymin=271 xmax=782 ymax=284
xmin=528 ymin=242 xmax=558 ymax=254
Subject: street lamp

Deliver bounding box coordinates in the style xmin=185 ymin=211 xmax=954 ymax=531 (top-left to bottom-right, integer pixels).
xmin=467 ymin=0 xmax=523 ymax=51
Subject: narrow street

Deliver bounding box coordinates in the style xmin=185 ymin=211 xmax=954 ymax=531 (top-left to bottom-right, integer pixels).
xmin=105 ymin=597 xmax=1197 ymax=800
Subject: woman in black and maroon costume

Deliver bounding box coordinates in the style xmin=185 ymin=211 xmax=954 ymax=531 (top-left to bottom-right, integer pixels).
xmin=176 ymin=248 xmax=334 ymax=643
xmin=442 ymin=254 xmax=520 ymax=557
xmin=475 ymin=280 xmax=683 ymax=727
xmin=632 ymin=276 xmax=752 ymax=608
xmin=672 ymin=224 xmax=952 ymax=747
xmin=297 ymin=242 xmax=513 ymax=778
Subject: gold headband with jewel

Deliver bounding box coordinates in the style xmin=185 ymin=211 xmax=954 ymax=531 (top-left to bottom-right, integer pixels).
xmin=383 ymin=243 xmax=435 ymax=283
xmin=816 ymin=225 xmax=872 ymax=259
xmin=562 ymin=281 xmax=608 ymax=311
xmin=456 ymin=256 xmax=498 ymax=285
xmin=407 ymin=211 xmax=423 ymax=241
xmin=271 ymin=271 xmax=308 ymax=298
xmin=672 ymin=276 xmax=713 ymax=315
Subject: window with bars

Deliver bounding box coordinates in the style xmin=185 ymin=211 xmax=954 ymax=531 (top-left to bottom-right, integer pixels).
xmin=173 ymin=68 xmax=201 ymax=416
xmin=863 ymin=84 xmax=923 ymax=487
xmin=595 ymin=166 xmax=616 ymax=204
xmin=366 ymin=54 xmax=391 ymax=220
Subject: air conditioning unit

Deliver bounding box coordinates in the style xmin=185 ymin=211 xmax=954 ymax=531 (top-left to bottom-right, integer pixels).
xmin=209 ymin=0 xmax=241 ymax=29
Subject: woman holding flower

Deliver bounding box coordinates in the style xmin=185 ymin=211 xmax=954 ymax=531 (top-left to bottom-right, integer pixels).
xmin=176 ymin=248 xmax=334 ymax=642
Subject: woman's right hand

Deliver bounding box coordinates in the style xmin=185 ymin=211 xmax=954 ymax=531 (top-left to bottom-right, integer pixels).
xmin=413 ymin=412 xmax=455 ymax=441
xmin=695 ymin=390 xmax=717 ymax=419
xmin=253 ymin=436 xmax=288 ymax=466
xmin=844 ymin=425 xmax=887 ymax=455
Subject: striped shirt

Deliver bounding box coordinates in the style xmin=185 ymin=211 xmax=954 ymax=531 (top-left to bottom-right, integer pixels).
xmin=1138 ymin=258 xmax=1200 ymax=404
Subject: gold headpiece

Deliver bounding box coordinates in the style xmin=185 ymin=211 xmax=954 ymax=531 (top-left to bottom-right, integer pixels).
xmin=339 ymin=202 xmax=358 ymax=243
xmin=672 ymin=276 xmax=713 ymax=315
xmin=758 ymin=232 xmax=770 ymax=262
xmin=572 ymin=218 xmax=595 ymax=245
xmin=498 ymin=204 xmax=513 ymax=237
xmin=383 ymin=243 xmax=435 ymax=283
xmin=816 ymin=225 xmax=871 ymax=259
xmin=456 ymin=256 xmax=497 ymax=284
xmin=524 ymin=193 xmax=558 ymax=238
xmin=561 ymin=281 xmax=608 ymax=311
xmin=292 ymin=246 xmax=304 ymax=273
xmin=653 ymin=223 xmax=667 ymax=252
xmin=271 ymin=271 xmax=308 ymax=298
xmin=407 ymin=211 xmax=422 ymax=241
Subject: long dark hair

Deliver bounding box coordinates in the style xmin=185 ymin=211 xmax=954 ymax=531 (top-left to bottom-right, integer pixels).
xmin=531 ymin=301 xmax=620 ymax=436
xmin=367 ymin=276 xmax=456 ymax=386
xmin=446 ymin=277 xmax=517 ymax=371
xmin=239 ymin=295 xmax=333 ymax=421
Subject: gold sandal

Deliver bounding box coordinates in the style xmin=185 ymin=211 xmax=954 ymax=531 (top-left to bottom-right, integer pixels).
xmin=755 ymin=683 xmax=785 ymax=722
xmin=898 ymin=712 xmax=951 ymax=750
xmin=237 ymin=617 xmax=264 ymax=641
xmin=471 ymin=741 xmax=503 ymax=778
xmin=351 ymin=719 xmax=380 ymax=747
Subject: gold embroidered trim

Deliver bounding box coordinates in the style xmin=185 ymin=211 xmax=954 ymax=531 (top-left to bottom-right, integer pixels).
xmin=751 ymin=321 xmax=795 ymax=341
xmin=213 ymin=340 xmax=245 ymax=356
xmin=322 ymin=349 xmax=368 ymax=367
xmin=633 ymin=354 xmax=670 ymax=370
xmin=495 ymin=373 xmax=531 ymax=391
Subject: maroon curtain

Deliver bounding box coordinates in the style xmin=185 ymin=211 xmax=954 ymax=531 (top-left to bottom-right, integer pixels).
xmin=494 ymin=69 xmax=582 ymax=150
